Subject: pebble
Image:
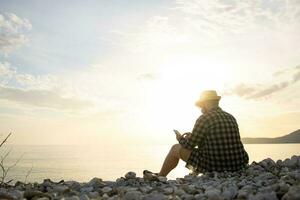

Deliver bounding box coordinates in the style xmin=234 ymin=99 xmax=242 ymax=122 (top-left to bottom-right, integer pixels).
xmin=205 ymin=188 xmax=222 ymax=200
xmin=123 ymin=191 xmax=142 ymax=200
xmin=88 ymin=177 xmax=104 ymax=188
xmin=101 ymin=186 xmax=113 ymax=193
xmin=282 ymin=185 xmax=300 ymax=200
xmin=63 ymin=196 xmax=80 ymax=200
xmin=143 ymin=193 xmax=167 ymax=200
xmin=79 ymin=194 xmax=90 ymax=200
xmin=157 ymin=176 xmax=167 ymax=182
xmin=125 ymin=171 xmax=136 ymax=179
xmin=80 ymin=186 xmax=93 ymax=193
xmin=163 ymin=187 xmax=173 ymax=195
xmin=1 ymin=155 xmax=300 ymax=200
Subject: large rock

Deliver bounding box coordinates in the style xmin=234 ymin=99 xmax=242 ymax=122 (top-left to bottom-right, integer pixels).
xmin=282 ymin=185 xmax=300 ymax=200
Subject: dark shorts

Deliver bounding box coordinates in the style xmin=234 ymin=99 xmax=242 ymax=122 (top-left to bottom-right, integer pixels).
xmin=184 ymin=147 xmax=249 ymax=174
xmin=184 ymin=147 xmax=205 ymax=174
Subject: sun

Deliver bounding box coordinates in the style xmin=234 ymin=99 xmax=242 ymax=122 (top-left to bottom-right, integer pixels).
xmin=142 ymin=55 xmax=233 ymax=134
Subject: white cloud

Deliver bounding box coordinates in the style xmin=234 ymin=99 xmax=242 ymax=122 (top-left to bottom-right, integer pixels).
xmin=137 ymin=72 xmax=160 ymax=81
xmin=15 ymin=73 xmax=61 ymax=91
xmin=0 ymin=86 xmax=93 ymax=111
xmin=0 ymin=62 xmax=93 ymax=112
xmin=107 ymin=0 xmax=300 ymax=56
xmin=0 ymin=62 xmax=16 ymax=86
xmin=225 ymin=65 xmax=300 ymax=99
xmin=174 ymin=0 xmax=300 ymax=36
xmin=0 ymin=13 xmax=32 ymax=55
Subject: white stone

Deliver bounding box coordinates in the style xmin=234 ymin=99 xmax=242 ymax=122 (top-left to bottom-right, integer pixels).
xmin=237 ymin=185 xmax=254 ymax=199
xmin=139 ymin=186 xmax=153 ymax=193
xmin=174 ymin=188 xmax=185 ymax=196
xmin=62 ymin=196 xmax=80 ymax=200
xmin=163 ymin=187 xmax=173 ymax=195
xmin=221 ymin=185 xmax=238 ymax=200
xmin=124 ymin=187 xmax=138 ymax=192
xmin=204 ymin=188 xmax=222 ymax=200
xmin=80 ymin=194 xmax=90 ymax=200
xmin=123 ymin=191 xmax=142 ymax=200
xmin=81 ymin=186 xmax=94 ymax=193
xmin=102 ymin=186 xmax=113 ymax=193
xmin=157 ymin=176 xmax=167 ymax=182
xmin=248 ymin=191 xmax=278 ymax=200
xmin=52 ymin=185 xmax=69 ymax=193
xmin=143 ymin=193 xmax=166 ymax=200
xmin=87 ymin=191 xmax=100 ymax=199
xmin=181 ymin=193 xmax=194 ymax=200
xmin=194 ymin=193 xmax=205 ymax=200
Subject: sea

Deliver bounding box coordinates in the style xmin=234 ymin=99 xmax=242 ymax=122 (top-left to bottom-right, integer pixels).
xmin=1 ymin=144 xmax=300 ymax=184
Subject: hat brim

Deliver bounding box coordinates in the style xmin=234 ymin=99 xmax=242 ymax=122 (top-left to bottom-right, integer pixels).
xmin=195 ymin=96 xmax=221 ymax=107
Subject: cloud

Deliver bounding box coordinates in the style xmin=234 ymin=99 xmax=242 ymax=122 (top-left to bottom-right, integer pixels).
xmin=15 ymin=73 xmax=60 ymax=90
xmin=225 ymin=83 xmax=256 ymax=97
xmin=292 ymin=65 xmax=300 ymax=83
xmin=108 ymin=0 xmax=300 ymax=55
xmin=273 ymin=69 xmax=289 ymax=77
xmin=174 ymin=0 xmax=300 ymax=36
xmin=107 ymin=15 xmax=191 ymax=52
xmin=0 ymin=62 xmax=16 ymax=86
xmin=0 ymin=62 xmax=60 ymax=90
xmin=226 ymin=65 xmax=300 ymax=99
xmin=137 ymin=73 xmax=160 ymax=81
xmin=0 ymin=62 xmax=93 ymax=111
xmin=247 ymin=81 xmax=289 ymax=99
xmin=0 ymin=13 xmax=32 ymax=55
xmin=0 ymin=86 xmax=92 ymax=111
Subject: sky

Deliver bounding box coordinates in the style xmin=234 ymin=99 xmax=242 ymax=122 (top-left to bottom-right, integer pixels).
xmin=0 ymin=0 xmax=299 ymax=145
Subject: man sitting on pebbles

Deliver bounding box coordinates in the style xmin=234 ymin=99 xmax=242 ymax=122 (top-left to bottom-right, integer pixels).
xmin=144 ymin=90 xmax=249 ymax=179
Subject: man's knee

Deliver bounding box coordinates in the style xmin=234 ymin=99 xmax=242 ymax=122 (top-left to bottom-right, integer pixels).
xmin=170 ymin=144 xmax=192 ymax=161
xmin=170 ymin=144 xmax=181 ymax=157
xmin=179 ymin=145 xmax=192 ymax=162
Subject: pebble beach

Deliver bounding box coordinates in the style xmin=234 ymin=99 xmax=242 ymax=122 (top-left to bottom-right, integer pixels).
xmin=1 ymin=155 xmax=300 ymax=200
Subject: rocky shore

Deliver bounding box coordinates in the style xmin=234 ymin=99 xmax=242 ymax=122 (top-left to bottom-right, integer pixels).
xmin=0 ymin=155 xmax=300 ymax=200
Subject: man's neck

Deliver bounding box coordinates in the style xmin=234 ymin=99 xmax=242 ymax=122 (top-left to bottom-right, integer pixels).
xmin=206 ymin=105 xmax=219 ymax=112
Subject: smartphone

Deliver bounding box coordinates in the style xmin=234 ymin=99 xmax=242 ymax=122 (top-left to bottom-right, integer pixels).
xmin=173 ymin=129 xmax=181 ymax=135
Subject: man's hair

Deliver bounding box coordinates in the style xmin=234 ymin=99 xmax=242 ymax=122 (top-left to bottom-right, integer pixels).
xmin=206 ymin=100 xmax=219 ymax=107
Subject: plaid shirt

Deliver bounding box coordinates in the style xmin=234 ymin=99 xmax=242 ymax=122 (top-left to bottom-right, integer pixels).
xmin=179 ymin=106 xmax=249 ymax=173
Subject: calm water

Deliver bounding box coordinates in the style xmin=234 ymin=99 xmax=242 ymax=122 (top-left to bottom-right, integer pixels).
xmin=2 ymin=144 xmax=300 ymax=184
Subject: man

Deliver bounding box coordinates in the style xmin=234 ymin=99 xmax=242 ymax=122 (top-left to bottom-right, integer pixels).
xmin=147 ymin=90 xmax=249 ymax=177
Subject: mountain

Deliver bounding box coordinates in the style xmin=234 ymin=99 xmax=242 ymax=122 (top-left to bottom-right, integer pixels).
xmin=242 ymin=129 xmax=300 ymax=144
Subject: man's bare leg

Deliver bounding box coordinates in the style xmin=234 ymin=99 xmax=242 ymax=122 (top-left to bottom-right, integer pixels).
xmin=158 ymin=144 xmax=192 ymax=177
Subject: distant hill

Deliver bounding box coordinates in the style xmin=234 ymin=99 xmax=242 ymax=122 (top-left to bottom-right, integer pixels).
xmin=242 ymin=129 xmax=300 ymax=144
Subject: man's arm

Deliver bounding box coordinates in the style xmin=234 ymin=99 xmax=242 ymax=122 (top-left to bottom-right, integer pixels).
xmin=178 ymin=115 xmax=207 ymax=150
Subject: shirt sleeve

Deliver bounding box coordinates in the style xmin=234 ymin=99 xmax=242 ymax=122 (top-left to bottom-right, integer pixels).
xmin=178 ymin=115 xmax=208 ymax=150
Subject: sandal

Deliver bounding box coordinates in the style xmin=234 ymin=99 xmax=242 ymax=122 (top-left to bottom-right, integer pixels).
xmin=143 ymin=170 xmax=159 ymax=181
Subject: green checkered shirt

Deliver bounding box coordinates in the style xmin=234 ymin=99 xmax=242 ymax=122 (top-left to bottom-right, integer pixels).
xmin=179 ymin=106 xmax=249 ymax=173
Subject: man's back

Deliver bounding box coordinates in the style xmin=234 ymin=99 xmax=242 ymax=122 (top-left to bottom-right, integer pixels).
xmin=179 ymin=106 xmax=249 ymax=173
xmin=201 ymin=107 xmax=249 ymax=172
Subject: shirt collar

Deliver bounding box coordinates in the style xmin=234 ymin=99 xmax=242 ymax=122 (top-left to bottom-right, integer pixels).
xmin=210 ymin=106 xmax=222 ymax=112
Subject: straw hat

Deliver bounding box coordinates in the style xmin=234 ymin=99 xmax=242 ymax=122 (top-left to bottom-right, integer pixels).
xmin=195 ymin=90 xmax=221 ymax=107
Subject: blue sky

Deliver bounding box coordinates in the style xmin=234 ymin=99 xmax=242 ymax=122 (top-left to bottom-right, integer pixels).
xmin=0 ymin=0 xmax=300 ymax=145
xmin=0 ymin=0 xmax=170 ymax=74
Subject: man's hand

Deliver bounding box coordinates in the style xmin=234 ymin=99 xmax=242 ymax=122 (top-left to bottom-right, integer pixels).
xmin=182 ymin=132 xmax=192 ymax=139
xmin=176 ymin=132 xmax=192 ymax=142
xmin=175 ymin=132 xmax=182 ymax=141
